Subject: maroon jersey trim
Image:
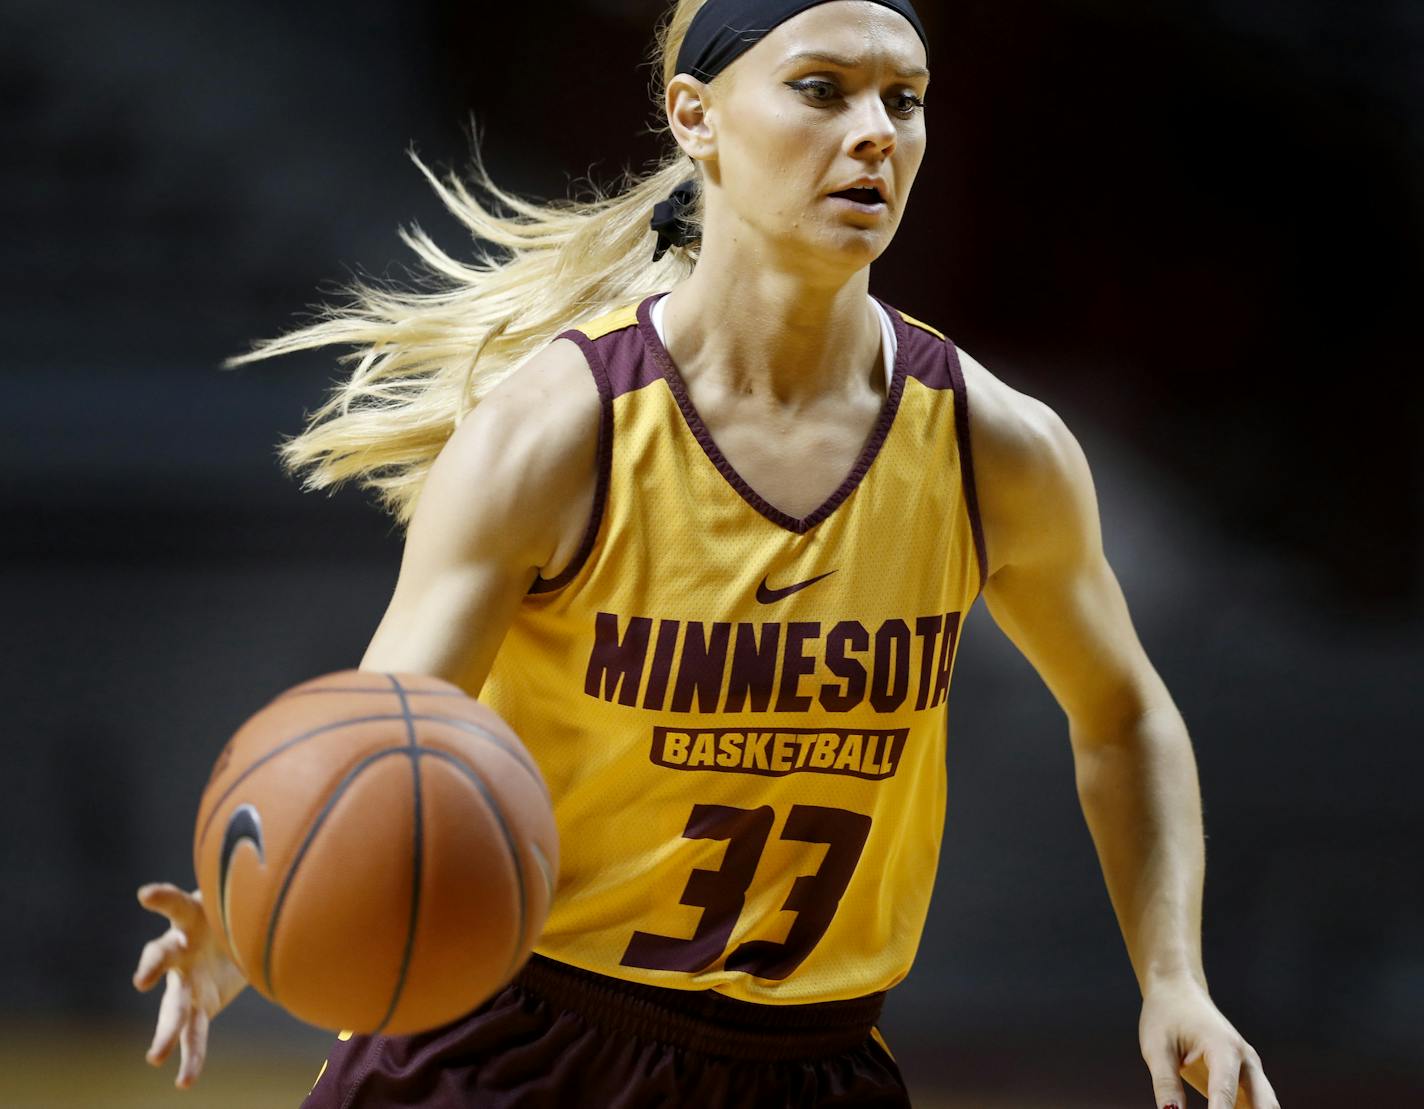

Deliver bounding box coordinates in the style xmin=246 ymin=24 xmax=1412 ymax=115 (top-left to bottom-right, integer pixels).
xmin=635 ymin=292 xmax=908 ymax=536
xmin=944 ymin=339 xmax=988 ymax=594
xmin=901 ymin=324 xmax=954 ymax=390
xmin=527 ymin=330 xmax=614 ymax=594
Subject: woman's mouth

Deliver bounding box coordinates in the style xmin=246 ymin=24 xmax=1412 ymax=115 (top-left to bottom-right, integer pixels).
xmin=826 ymin=186 xmax=887 ymax=213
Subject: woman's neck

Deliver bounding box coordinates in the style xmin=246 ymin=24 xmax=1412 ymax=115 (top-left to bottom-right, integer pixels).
xmin=660 ymin=263 xmax=882 ymax=407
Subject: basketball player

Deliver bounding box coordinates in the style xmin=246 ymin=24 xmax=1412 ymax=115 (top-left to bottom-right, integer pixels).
xmin=132 ymin=1 xmax=1281 ymax=1106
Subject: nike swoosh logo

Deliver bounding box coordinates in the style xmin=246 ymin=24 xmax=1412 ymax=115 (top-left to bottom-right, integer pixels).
xmin=218 ymin=803 xmax=265 ymax=946
xmin=756 ymin=569 xmax=838 ymax=604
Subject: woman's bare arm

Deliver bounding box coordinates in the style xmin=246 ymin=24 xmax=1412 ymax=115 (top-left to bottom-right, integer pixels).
xmin=134 ymin=336 xmax=600 ymax=1088
xmin=360 ymin=337 xmax=600 ymax=686
xmin=962 ymin=350 xmax=1279 ymax=1109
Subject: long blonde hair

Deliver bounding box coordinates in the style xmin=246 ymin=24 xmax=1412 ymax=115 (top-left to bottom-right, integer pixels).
xmin=226 ymin=0 xmax=709 ymax=529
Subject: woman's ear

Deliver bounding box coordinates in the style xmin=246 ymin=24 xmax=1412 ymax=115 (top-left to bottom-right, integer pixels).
xmin=666 ymin=74 xmax=717 ymax=163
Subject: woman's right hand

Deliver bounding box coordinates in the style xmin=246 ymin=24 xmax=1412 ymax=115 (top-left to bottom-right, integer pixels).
xmin=132 ymin=882 xmax=249 ymax=1089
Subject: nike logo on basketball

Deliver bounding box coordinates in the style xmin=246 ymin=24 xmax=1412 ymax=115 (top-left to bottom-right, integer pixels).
xmin=219 ymin=803 xmax=265 ymax=946
xmin=756 ymin=569 xmax=837 ymax=604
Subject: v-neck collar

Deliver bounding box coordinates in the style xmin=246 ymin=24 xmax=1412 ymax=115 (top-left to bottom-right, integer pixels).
xmin=634 ymin=291 xmax=909 ymax=535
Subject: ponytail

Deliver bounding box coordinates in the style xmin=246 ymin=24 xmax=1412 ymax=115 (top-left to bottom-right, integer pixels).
xmin=226 ymin=0 xmax=710 ymax=529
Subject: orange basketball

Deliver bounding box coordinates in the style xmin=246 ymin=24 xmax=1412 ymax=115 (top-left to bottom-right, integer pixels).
xmin=192 ymin=670 xmax=558 ymax=1036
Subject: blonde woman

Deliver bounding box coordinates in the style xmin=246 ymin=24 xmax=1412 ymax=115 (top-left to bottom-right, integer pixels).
xmin=132 ymin=1 xmax=1280 ymax=1106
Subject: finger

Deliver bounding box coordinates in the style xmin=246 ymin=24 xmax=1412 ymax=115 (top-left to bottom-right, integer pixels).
xmin=1141 ymin=1036 xmax=1187 ymax=1109
xmin=133 ymin=932 xmax=188 ymax=992
xmin=1242 ymin=1055 xmax=1279 ymax=1109
xmin=175 ymin=1005 xmax=210 ymax=1089
xmin=1206 ymin=1048 xmax=1242 ymax=1109
xmin=137 ymin=884 xmax=203 ymax=930
xmin=146 ymin=971 xmax=190 ymax=1067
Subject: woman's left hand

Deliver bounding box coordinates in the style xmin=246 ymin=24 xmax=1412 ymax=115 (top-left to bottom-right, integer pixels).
xmin=1138 ymin=977 xmax=1280 ymax=1109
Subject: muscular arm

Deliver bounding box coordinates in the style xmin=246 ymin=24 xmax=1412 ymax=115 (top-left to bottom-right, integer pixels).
xmin=970 ymin=365 xmax=1203 ymax=992
xmin=962 ymin=351 xmax=1276 ymax=1109
xmin=360 ymin=337 xmax=600 ymax=690
xmin=132 ymin=337 xmax=600 ymax=1091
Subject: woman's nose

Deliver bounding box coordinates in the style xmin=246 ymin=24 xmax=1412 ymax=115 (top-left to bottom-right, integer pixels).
xmin=846 ymin=96 xmax=896 ymax=157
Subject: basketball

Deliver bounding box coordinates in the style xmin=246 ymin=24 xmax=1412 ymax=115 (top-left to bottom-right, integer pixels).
xmin=192 ymin=670 xmax=558 ymax=1036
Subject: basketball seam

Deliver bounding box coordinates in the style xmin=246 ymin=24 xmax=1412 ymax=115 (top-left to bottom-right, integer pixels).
xmin=261 ymin=745 xmax=411 ymax=1001
xmin=373 ymin=675 xmax=424 ymax=1036
xmin=415 ymin=716 xmax=549 ymax=801
xmin=278 ymin=686 xmax=469 ymax=699
xmin=198 ymin=712 xmax=546 ymax=852
xmin=199 ymin=714 xmax=410 ymax=852
xmin=418 ymin=747 xmax=530 ymax=981
xmin=249 ymin=741 xmax=532 ymax=1029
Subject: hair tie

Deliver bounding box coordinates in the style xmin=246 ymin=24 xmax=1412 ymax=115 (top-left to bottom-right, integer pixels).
xmin=650 ymin=177 xmax=700 ymax=261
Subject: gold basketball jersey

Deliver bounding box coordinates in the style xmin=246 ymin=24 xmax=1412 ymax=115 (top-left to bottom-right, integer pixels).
xmin=479 ymin=290 xmax=986 ymax=1004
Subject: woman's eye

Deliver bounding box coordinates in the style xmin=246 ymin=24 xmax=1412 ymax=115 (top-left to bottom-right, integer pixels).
xmin=788 ymin=79 xmax=926 ymax=118
xmin=789 ymin=78 xmax=838 ymax=102
xmin=891 ymin=93 xmax=926 ymax=117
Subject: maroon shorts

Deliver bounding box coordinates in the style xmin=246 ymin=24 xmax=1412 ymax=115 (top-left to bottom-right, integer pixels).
xmin=301 ymin=953 xmax=909 ymax=1107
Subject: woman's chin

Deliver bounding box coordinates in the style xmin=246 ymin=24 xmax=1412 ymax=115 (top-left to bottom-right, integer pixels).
xmin=817 ymin=224 xmax=895 ymax=267
xmin=755 ymin=222 xmax=894 ymax=273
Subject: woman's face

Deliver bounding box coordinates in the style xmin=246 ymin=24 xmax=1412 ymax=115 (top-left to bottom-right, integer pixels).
xmin=691 ymin=1 xmax=930 ymax=273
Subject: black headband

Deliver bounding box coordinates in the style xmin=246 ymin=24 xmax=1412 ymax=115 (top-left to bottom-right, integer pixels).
xmin=675 ymin=0 xmax=929 ymax=84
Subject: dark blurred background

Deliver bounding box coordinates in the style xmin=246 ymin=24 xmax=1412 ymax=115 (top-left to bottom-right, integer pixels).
xmin=3 ymin=0 xmax=1420 ymax=1105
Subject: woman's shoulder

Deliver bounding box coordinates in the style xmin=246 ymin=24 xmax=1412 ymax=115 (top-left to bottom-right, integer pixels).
xmin=956 ymin=346 xmax=1067 ymax=460
xmin=475 ymin=336 xmax=602 ymax=450
xmin=956 ymin=347 xmax=1096 ymax=578
xmin=878 ymin=307 xmax=1067 ymax=458
xmin=425 ymin=337 xmax=603 ymax=571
